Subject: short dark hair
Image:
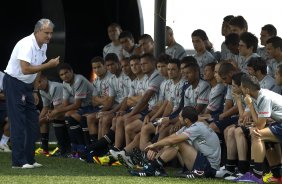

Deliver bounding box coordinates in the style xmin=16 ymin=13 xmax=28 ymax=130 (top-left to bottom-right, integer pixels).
xmin=218 ymin=62 xmax=236 ymax=78
xmin=168 ymin=58 xmax=181 ymax=68
xmin=119 ymin=31 xmax=134 ymax=40
xmin=120 ymin=57 xmax=130 ymax=63
xmin=261 ymin=24 xmax=277 ymax=37
xmin=182 ymin=106 xmax=198 ymax=123
xmin=247 ymin=57 xmax=267 ymax=75
xmin=231 ymin=72 xmax=244 ymax=86
xmin=191 ymin=29 xmax=208 ymax=41
xmin=204 ymin=62 xmax=217 ymax=71
xmin=241 ymin=73 xmax=260 ymax=91
xmin=223 ymin=15 xmax=235 ymax=22
xmin=157 ymin=53 xmax=171 ymax=64
xmin=180 ymin=56 xmax=197 ymax=66
xmin=57 ymin=62 xmax=73 ymax=73
xmin=129 ymin=54 xmax=140 ymax=61
xmin=91 ymin=56 xmax=105 ymax=65
xmin=240 ymin=32 xmax=258 ymax=52
xmin=185 ymin=62 xmax=200 ymax=74
xmin=105 ymin=53 xmax=119 ymax=63
xmin=229 ymin=15 xmax=248 ymax=30
xmin=266 ymin=36 xmax=282 ymax=50
xmin=140 ymin=53 xmax=156 ymax=63
xmin=139 ymin=34 xmax=154 ymax=42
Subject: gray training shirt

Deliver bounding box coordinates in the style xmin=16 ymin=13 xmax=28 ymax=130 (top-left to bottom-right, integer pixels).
xmin=176 ymin=122 xmax=221 ymax=170
xmin=40 ymin=81 xmax=63 ymax=107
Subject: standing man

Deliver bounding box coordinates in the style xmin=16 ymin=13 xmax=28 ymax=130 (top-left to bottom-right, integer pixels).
xmin=3 ymin=18 xmax=60 ymax=169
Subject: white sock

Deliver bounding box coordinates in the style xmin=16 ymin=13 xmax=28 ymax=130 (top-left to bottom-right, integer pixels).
xmin=0 ymin=135 xmax=9 ymax=145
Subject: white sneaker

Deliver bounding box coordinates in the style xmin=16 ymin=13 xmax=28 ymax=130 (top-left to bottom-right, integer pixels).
xmin=0 ymin=143 xmax=12 ymax=152
xmin=215 ymin=169 xmax=232 ymax=178
xmin=33 ymin=162 xmax=43 ymax=168
xmin=12 ymin=164 xmax=34 ymax=169
xmin=118 ymin=150 xmax=135 ymax=169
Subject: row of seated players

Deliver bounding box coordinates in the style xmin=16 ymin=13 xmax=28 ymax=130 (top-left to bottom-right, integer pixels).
xmin=35 ymin=52 xmax=282 ymax=183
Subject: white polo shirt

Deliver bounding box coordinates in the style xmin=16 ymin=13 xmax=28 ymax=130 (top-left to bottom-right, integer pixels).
xmin=5 ymin=33 xmax=47 ymax=84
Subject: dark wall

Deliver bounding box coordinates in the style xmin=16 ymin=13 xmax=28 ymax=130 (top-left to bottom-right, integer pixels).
xmin=0 ymin=0 xmax=143 ymax=80
xmin=0 ymin=1 xmax=42 ymax=73
xmin=62 ymin=0 xmax=143 ymax=79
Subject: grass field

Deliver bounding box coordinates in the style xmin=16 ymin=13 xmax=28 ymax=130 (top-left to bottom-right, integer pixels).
xmin=0 ymin=152 xmax=239 ymax=184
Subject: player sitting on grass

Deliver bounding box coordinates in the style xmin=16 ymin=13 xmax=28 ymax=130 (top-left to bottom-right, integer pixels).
xmin=129 ymin=106 xmax=221 ymax=178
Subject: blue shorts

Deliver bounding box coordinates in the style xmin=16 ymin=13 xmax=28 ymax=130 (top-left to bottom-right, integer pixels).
xmin=192 ymin=152 xmax=217 ymax=178
xmin=214 ymin=115 xmax=239 ymax=133
xmin=77 ymin=105 xmax=101 ymax=115
xmin=269 ymin=122 xmax=282 ymax=142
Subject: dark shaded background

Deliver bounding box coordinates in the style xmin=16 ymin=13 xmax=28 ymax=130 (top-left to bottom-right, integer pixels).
xmin=0 ymin=0 xmax=143 ymax=81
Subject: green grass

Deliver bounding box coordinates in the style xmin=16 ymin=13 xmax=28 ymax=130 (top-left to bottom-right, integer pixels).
xmin=0 ymin=152 xmax=236 ymax=184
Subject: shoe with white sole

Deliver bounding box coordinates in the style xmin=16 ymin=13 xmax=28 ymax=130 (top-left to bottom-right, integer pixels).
xmin=12 ymin=164 xmax=34 ymax=169
xmin=33 ymin=162 xmax=43 ymax=168
xmin=0 ymin=143 xmax=12 ymax=152
xmin=118 ymin=150 xmax=135 ymax=169
xmin=215 ymin=168 xmax=232 ymax=178
xmin=224 ymin=171 xmax=243 ymax=180
xmin=109 ymin=149 xmax=120 ymax=160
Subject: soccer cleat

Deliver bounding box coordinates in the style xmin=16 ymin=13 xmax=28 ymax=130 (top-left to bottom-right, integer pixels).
xmin=109 ymin=149 xmax=120 ymax=160
xmin=128 ymin=163 xmax=168 ymax=177
xmin=93 ymin=156 xmax=110 ymax=165
xmin=35 ymin=147 xmax=50 ymax=157
xmin=131 ymin=148 xmax=148 ymax=167
xmin=49 ymin=147 xmax=59 ymax=156
xmin=0 ymin=143 xmax=12 ymax=152
xmin=264 ymin=176 xmax=282 ymax=184
xmin=233 ymin=172 xmax=263 ymax=184
xmin=263 ymin=172 xmax=273 ymax=183
xmin=224 ymin=171 xmax=243 ymax=180
xmin=111 ymin=161 xmax=122 ymax=166
xmin=263 ymin=172 xmax=282 ymax=184
xmin=79 ymin=150 xmax=94 ymax=163
xmin=176 ymin=170 xmax=205 ymax=178
xmin=215 ymin=168 xmax=233 ymax=178
xmin=117 ymin=151 xmax=135 ymax=169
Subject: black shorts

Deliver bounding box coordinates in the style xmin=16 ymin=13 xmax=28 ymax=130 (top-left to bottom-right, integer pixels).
xmin=192 ymin=151 xmax=217 ymax=178
xmin=213 ymin=115 xmax=239 ymax=133
xmin=269 ymin=122 xmax=282 ymax=142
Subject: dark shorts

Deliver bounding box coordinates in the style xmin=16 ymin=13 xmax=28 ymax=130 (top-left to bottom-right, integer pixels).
xmin=0 ymin=102 xmax=7 ymax=127
xmin=192 ymin=152 xmax=217 ymax=178
xmin=269 ymin=122 xmax=282 ymax=142
xmin=77 ymin=105 xmax=101 ymax=115
xmin=214 ymin=115 xmax=239 ymax=133
xmin=139 ymin=108 xmax=151 ymax=122
xmin=235 ymin=125 xmax=251 ymax=139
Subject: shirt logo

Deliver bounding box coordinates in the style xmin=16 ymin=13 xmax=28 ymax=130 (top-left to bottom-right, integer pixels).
xmin=21 ymin=94 xmax=26 ymax=103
